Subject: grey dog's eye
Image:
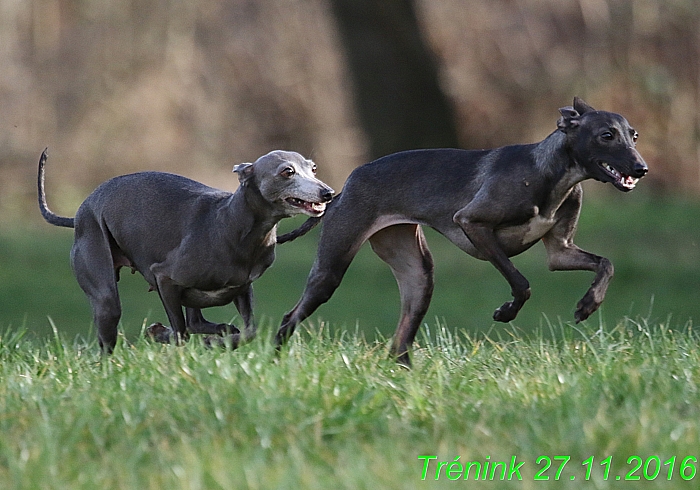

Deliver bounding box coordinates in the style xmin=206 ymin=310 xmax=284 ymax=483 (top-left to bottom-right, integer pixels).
xmin=311 ymin=164 xmax=317 ymax=174
xmin=281 ymin=167 xmax=295 ymax=178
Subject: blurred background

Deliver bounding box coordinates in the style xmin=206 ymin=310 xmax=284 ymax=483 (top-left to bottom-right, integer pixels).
xmin=1 ymin=0 xmax=699 ymax=342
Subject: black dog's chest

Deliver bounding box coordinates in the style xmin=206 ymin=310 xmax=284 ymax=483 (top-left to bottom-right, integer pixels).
xmin=495 ymin=214 xmax=557 ymax=254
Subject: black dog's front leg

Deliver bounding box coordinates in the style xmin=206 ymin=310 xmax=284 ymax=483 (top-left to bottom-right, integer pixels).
xmin=454 ymin=212 xmax=531 ymax=322
xmin=543 ymin=235 xmax=613 ymax=322
xmin=541 ymin=189 xmax=614 ymax=322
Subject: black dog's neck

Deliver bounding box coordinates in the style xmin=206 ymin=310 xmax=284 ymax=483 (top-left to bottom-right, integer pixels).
xmin=530 ymin=129 xmax=588 ymax=218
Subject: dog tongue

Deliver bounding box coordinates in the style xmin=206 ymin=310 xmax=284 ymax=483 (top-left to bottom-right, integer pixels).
xmin=621 ymin=175 xmax=638 ymax=189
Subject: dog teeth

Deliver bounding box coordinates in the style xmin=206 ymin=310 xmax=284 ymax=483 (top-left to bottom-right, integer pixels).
xmin=601 ymin=162 xmax=621 ymax=179
xmin=600 ymin=162 xmax=639 ymax=189
xmin=286 ymin=197 xmax=326 ymax=214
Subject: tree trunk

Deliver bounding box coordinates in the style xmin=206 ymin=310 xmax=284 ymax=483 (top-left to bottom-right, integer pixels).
xmin=328 ymin=0 xmax=459 ymax=158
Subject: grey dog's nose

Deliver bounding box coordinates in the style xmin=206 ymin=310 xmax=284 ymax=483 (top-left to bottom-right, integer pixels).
xmin=320 ymin=188 xmax=334 ymax=203
xmin=632 ymin=162 xmax=648 ymax=178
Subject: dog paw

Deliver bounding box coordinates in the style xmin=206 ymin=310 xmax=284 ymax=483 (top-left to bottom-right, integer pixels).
xmin=493 ymin=301 xmax=519 ymax=322
xmin=146 ymin=322 xmax=173 ymax=343
xmin=203 ymin=334 xmax=240 ymax=349
xmin=574 ymin=293 xmax=601 ymax=323
xmin=213 ymin=324 xmax=241 ymax=336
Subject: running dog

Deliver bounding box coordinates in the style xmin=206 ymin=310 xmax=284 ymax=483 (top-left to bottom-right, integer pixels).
xmin=274 ymin=98 xmax=648 ymax=366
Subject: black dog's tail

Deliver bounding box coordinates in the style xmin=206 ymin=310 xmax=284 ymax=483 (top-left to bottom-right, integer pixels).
xmin=277 ymin=217 xmax=321 ymax=243
xmin=277 ymin=193 xmax=340 ymax=244
xmin=38 ymin=148 xmax=75 ymax=228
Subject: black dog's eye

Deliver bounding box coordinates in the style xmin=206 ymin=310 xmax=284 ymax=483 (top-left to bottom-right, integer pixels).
xmin=600 ymin=131 xmax=615 ymax=141
xmin=281 ymin=167 xmax=295 ymax=178
xmin=632 ymin=131 xmax=639 ymax=143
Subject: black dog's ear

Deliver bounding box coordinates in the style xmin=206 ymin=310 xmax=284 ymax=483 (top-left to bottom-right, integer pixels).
xmin=233 ymin=162 xmax=254 ymax=185
xmin=573 ymin=96 xmax=595 ymax=115
xmin=557 ymin=106 xmax=580 ymax=132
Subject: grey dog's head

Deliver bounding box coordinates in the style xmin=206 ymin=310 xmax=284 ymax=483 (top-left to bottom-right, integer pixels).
xmin=233 ymin=150 xmax=334 ymax=217
xmin=557 ymin=97 xmax=648 ymax=192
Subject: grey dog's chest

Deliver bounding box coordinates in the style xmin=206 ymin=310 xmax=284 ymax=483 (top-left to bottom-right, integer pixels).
xmin=179 ymin=247 xmax=275 ymax=308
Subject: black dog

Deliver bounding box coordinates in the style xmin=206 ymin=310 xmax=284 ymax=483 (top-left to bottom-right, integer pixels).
xmin=274 ymin=97 xmax=648 ymax=366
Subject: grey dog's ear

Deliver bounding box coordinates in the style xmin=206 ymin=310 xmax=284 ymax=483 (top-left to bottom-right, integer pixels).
xmin=233 ymin=163 xmax=254 ymax=184
xmin=557 ymin=106 xmax=580 ymax=132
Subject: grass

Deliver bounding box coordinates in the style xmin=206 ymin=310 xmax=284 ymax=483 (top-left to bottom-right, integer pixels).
xmin=0 ymin=318 xmax=698 ymax=489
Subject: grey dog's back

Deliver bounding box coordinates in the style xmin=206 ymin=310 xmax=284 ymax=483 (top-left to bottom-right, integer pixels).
xmin=75 ymin=172 xmax=235 ymax=266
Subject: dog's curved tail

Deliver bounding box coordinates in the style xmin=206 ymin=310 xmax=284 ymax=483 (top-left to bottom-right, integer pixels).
xmin=38 ymin=148 xmax=75 ymax=228
xmin=277 ymin=217 xmax=321 ymax=243
xmin=277 ymin=193 xmax=341 ymax=244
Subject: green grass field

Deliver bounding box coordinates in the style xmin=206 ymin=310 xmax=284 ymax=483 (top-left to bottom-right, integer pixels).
xmin=0 ymin=187 xmax=699 ymax=488
xmin=1 ymin=186 xmax=698 ymax=343
xmin=0 ymin=320 xmax=698 ymax=488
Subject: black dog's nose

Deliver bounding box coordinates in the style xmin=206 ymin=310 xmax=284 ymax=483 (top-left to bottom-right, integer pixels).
xmin=320 ymin=188 xmax=334 ymax=203
xmin=633 ymin=162 xmax=648 ymax=178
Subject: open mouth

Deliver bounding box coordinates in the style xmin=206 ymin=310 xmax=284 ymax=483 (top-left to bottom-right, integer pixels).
xmin=599 ymin=162 xmax=639 ymax=191
xmin=285 ymin=197 xmax=327 ymax=216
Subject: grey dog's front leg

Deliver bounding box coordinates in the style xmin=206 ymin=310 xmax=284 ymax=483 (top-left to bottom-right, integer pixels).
xmin=453 ymin=212 xmax=531 ymax=322
xmin=233 ymin=285 xmax=256 ymax=342
xmin=154 ymin=276 xmax=189 ymax=342
xmin=186 ymin=308 xmax=239 ymax=335
xmin=204 ymin=285 xmax=256 ymax=349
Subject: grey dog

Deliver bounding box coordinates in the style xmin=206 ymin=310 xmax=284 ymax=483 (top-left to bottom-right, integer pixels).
xmin=38 ymin=149 xmax=334 ymax=353
xmin=274 ymin=97 xmax=648 ymax=366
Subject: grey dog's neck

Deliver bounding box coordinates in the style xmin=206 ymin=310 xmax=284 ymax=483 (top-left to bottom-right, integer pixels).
xmin=220 ymin=186 xmax=280 ymax=246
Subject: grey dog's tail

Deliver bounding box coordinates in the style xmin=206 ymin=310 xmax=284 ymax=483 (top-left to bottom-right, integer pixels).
xmin=38 ymin=148 xmax=75 ymax=228
xmin=276 ymin=193 xmax=340 ymax=244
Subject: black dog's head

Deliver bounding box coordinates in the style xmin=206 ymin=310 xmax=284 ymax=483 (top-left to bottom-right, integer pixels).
xmin=558 ymin=97 xmax=648 ymax=192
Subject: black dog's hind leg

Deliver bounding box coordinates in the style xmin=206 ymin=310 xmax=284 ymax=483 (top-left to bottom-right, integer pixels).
xmin=274 ymin=225 xmax=366 ymax=348
xmin=368 ymin=224 xmax=434 ymax=367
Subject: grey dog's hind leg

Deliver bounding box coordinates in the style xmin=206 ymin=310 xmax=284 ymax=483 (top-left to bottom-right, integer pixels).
xmin=368 ymin=224 xmax=434 ymax=367
xmin=71 ymin=220 xmax=122 ymax=353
